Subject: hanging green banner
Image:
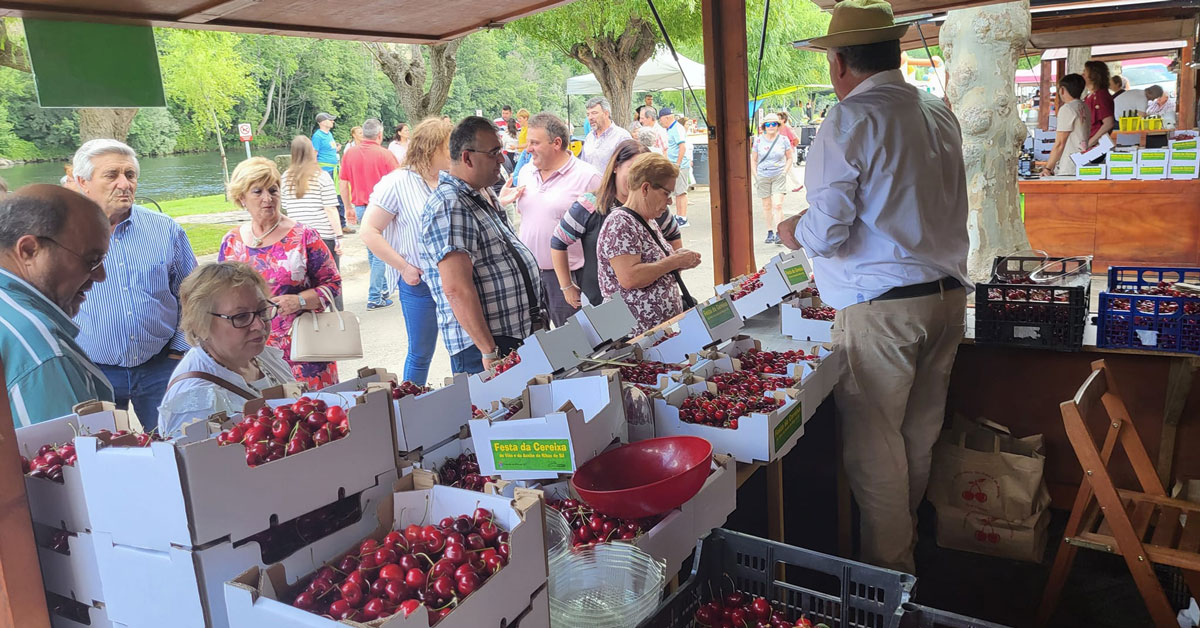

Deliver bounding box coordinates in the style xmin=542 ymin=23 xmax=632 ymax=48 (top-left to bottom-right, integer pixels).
xmin=24 ymin=19 xmax=166 ymax=108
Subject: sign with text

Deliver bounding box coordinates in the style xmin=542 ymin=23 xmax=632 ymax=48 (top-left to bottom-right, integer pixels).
xmin=772 ymin=401 xmax=804 ymax=452
xmin=701 ymin=300 xmax=735 ymax=330
xmin=784 ymin=264 xmax=810 ymax=285
xmin=490 ymin=439 xmax=572 ymax=472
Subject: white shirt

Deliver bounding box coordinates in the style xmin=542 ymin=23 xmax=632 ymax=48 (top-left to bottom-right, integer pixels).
xmin=1055 ymin=100 xmax=1089 ymax=176
xmin=1147 ymin=95 xmax=1177 ymax=126
xmin=157 ymin=345 xmax=295 ymax=437
xmin=367 ymin=168 xmax=436 ymax=287
xmin=795 ymin=69 xmax=972 ymax=310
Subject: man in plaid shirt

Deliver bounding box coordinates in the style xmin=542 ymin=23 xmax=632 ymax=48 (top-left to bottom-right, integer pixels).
xmin=420 ymin=116 xmax=546 ymax=375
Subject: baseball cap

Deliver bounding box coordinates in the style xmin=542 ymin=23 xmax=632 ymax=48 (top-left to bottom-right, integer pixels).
xmin=315 ymin=112 xmax=336 ymax=123
xmin=658 ymin=107 xmax=674 ymax=118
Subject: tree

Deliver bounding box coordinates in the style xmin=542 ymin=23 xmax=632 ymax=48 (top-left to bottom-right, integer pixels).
xmin=365 ymin=41 xmax=461 ymax=122
xmin=441 ymin=30 xmax=577 ymax=121
xmin=510 ymin=0 xmax=701 ymax=129
xmin=158 ymin=28 xmax=257 ymax=188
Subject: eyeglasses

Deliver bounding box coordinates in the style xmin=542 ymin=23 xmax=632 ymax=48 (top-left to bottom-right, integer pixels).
xmin=465 ymin=147 xmax=504 ymax=158
xmin=38 ymin=236 xmax=105 ymax=272
xmin=763 ymin=122 xmax=780 ymax=128
xmin=650 ymin=182 xmax=674 ymax=194
xmin=211 ymin=303 xmax=280 ymax=329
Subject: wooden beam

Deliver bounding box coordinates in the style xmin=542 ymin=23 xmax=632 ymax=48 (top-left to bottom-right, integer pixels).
xmin=1039 ymin=59 xmax=1053 ymax=132
xmin=1030 ymin=17 xmax=1195 ymax=49
xmin=1182 ymin=37 xmax=1196 ymax=131
xmin=703 ymin=0 xmax=756 ymax=284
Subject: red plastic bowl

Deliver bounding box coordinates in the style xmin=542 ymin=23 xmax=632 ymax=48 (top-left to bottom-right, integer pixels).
xmin=569 ymin=436 xmax=713 ymax=519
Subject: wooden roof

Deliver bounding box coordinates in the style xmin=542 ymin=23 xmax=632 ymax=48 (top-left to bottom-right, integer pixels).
xmin=0 ymin=0 xmax=574 ymax=43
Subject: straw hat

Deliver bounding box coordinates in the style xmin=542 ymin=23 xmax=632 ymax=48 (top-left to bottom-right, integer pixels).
xmin=808 ymin=0 xmax=910 ymax=50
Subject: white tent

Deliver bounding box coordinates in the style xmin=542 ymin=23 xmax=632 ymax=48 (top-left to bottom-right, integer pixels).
xmin=565 ymin=47 xmax=706 ymax=96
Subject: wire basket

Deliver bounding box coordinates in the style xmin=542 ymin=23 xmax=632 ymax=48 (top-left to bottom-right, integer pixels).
xmin=545 ymin=506 xmax=573 ymax=561
xmin=549 ymin=542 xmax=666 ymax=628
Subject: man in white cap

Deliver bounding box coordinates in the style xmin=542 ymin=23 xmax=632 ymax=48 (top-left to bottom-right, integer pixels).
xmin=778 ymin=0 xmax=971 ymax=574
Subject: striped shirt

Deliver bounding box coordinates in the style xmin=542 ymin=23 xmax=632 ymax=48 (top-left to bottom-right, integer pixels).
xmin=282 ymin=170 xmax=339 ymax=239
xmin=368 ymin=168 xmax=435 ymax=288
xmin=1 ymin=268 xmax=114 ymax=426
xmin=74 ymin=206 xmax=197 ymax=367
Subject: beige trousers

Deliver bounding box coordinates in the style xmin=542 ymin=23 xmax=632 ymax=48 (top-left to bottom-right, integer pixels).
xmin=831 ymin=287 xmax=967 ymax=574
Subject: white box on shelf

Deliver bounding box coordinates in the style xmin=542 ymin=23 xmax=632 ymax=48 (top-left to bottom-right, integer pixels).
xmin=641 ymin=294 xmax=744 ymax=364
xmin=1169 ymin=149 xmax=1200 ymax=180
xmin=470 ymin=373 xmax=626 ymax=480
xmin=1070 ymin=134 xmax=1114 ymax=168
xmin=1075 ymin=163 xmax=1107 ymax=180
xmin=77 ymin=389 xmax=397 ymax=551
xmin=1170 ymin=137 xmax=1198 ymax=150
xmin=1137 ymin=148 xmax=1170 ymax=180
xmin=780 ymin=297 xmax=834 ymax=343
xmin=94 ymin=469 xmax=397 ymax=628
xmin=653 ymin=381 xmax=806 ymax=464
xmin=38 ymin=528 xmax=104 ymax=606
xmin=570 ymin=296 xmax=637 ymax=349
xmin=468 ymin=317 xmax=596 ymax=408
xmin=715 ymin=251 xmax=813 ymax=321
xmin=321 ymin=368 xmax=472 ymax=454
xmin=224 ymin=476 xmax=547 ymax=628
xmin=48 ymin=599 xmax=111 ymax=628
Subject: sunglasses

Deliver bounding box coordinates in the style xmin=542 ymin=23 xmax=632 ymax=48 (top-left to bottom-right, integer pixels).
xmin=763 ymin=122 xmax=780 ymax=128
xmin=211 ymin=303 xmax=280 ymax=329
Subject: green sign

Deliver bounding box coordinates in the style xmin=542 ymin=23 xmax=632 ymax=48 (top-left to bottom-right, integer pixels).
xmin=784 ymin=264 xmax=810 ymax=285
xmin=772 ymin=401 xmax=804 ymax=452
xmin=1109 ymin=153 xmax=1135 ymax=163
xmin=1141 ymin=152 xmax=1168 ymax=162
xmin=24 ymin=19 xmax=166 ymax=108
xmin=701 ymin=300 xmax=736 ymax=329
xmin=1141 ymin=166 xmax=1166 ymax=175
xmin=1173 ymin=140 xmax=1198 ymax=150
xmin=1173 ymin=152 xmax=1199 ymax=161
xmin=491 ymin=439 xmax=572 ymax=472
xmin=1110 ymin=167 xmax=1135 ymax=176
xmin=1170 ymin=166 xmax=1197 ymax=175
xmin=1078 ymin=167 xmax=1103 ymax=176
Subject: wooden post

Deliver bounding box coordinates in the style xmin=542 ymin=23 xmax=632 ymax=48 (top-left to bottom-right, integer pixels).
xmin=1038 ymin=58 xmax=1052 ymax=131
xmin=0 ymin=362 xmax=51 ymax=628
xmin=1181 ymin=39 xmax=1196 ymax=131
xmin=702 ymin=0 xmax=756 ymax=284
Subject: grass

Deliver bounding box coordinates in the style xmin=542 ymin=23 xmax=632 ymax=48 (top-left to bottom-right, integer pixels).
xmin=156 ymin=194 xmax=239 ymax=218
xmin=183 ymin=223 xmax=233 ymax=256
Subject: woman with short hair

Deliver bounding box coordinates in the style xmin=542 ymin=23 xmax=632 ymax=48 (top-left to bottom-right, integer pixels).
xmin=158 ymin=262 xmax=296 ymax=436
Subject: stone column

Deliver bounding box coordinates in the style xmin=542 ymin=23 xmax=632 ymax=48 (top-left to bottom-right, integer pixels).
xmin=941 ymin=0 xmax=1033 ymax=281
xmin=1066 ymin=47 xmax=1091 ymax=74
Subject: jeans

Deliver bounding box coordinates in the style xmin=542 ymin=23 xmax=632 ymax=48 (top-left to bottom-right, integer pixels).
xmin=321 ymin=238 xmax=344 ymax=310
xmin=540 ymin=269 xmax=579 ymax=327
xmin=397 ymin=280 xmax=439 ymax=386
xmin=450 ymin=335 xmax=521 ymax=376
xmin=354 ymin=205 xmax=390 ymax=304
xmin=98 ymin=347 xmax=179 ymax=433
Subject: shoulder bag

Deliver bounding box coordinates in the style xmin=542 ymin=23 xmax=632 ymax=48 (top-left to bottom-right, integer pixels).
xmin=289 ymin=285 xmax=364 ymax=361
xmin=616 ymin=207 xmax=698 ymax=310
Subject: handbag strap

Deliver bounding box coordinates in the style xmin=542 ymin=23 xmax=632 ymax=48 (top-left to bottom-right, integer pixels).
xmin=306 ymin=286 xmax=346 ymax=331
xmin=616 ymin=207 xmax=697 ymax=307
xmin=168 ymin=371 xmax=257 ymax=400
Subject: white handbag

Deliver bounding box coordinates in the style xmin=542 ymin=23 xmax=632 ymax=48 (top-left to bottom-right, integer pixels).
xmin=289 ymin=286 xmax=363 ymax=361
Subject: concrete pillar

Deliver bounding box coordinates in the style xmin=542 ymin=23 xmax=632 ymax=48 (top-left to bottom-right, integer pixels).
xmin=1066 ymin=47 xmax=1091 ymax=75
xmin=942 ymin=0 xmax=1033 ymax=281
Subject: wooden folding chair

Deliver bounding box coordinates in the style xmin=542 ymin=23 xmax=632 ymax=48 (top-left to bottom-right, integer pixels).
xmin=1037 ymin=359 xmax=1200 ymax=627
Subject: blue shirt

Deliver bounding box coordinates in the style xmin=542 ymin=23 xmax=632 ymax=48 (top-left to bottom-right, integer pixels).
xmin=74 ymin=206 xmax=197 ymax=367
xmin=0 ymin=268 xmax=114 ymax=426
xmin=312 ymin=129 xmax=339 ymax=170
xmin=665 ymin=121 xmax=691 ymax=169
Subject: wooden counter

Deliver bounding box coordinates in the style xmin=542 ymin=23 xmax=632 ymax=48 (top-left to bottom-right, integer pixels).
xmin=1020 ymin=178 xmax=1200 ymax=271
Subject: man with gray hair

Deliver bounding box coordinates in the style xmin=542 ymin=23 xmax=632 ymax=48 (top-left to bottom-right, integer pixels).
xmin=72 ymin=139 xmax=196 ymax=432
xmin=0 ymin=184 xmax=115 ymax=425
xmin=340 ymin=117 xmax=400 ymax=309
xmin=582 ymin=96 xmax=632 ymax=173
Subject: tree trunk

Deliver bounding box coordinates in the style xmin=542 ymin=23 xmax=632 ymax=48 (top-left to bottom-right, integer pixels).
xmin=78 ymin=108 xmax=139 ymax=143
xmin=568 ymin=18 xmax=658 ymax=129
xmin=209 ymin=107 xmax=231 ymax=196
xmin=1066 ymin=47 xmax=1091 ymax=75
xmin=258 ymin=66 xmax=278 ymax=135
xmin=367 ymin=41 xmax=461 ymax=122
xmin=942 ymin=1 xmax=1032 ymax=281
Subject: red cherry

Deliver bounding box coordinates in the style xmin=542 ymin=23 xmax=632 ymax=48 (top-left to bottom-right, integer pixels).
xmin=340 ymin=581 xmax=364 ymax=607
xmin=456 ymin=571 xmax=481 ymax=596
xmin=361 ymin=597 xmax=387 ymax=620
xmin=405 ymin=568 xmax=427 ymax=589
xmin=384 ymin=579 xmax=411 ymax=604
xmin=379 ymin=564 xmax=404 ymax=581
xmin=399 ymin=599 xmax=421 ymax=617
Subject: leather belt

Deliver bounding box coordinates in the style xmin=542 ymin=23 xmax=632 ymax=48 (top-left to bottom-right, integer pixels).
xmin=875 ymin=276 xmax=962 ymax=301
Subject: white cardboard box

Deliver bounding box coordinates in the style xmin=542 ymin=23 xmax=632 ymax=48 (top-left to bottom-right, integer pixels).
xmin=1070 ymin=133 xmax=1114 ymax=168
xmin=570 ymin=297 xmax=638 ymax=349
xmin=510 ymin=584 xmax=550 ymax=628
xmin=1169 ymin=149 xmax=1200 ymax=180
xmin=780 ymin=297 xmax=834 ymax=343
xmin=1170 ymin=137 xmax=1198 ymax=150
xmin=470 ymin=373 xmax=627 ymax=480
xmin=715 ymin=251 xmax=814 ymax=321
xmin=49 ymin=599 xmax=111 ymax=628
xmin=1075 ymin=163 xmax=1107 ymax=180
xmin=95 ymin=469 xmax=398 ymax=628
xmin=77 ymin=389 xmax=398 ymax=551
xmin=1107 ymin=151 xmax=1138 ymax=180
xmin=653 ymin=381 xmax=806 ymax=464
xmin=224 ymin=477 xmax=547 ymax=628
xmin=38 ymin=528 xmax=104 ymax=607
xmin=468 ymin=317 xmax=596 ymax=408
xmin=321 ymin=368 xmax=472 ymax=454
xmin=639 ymin=294 xmax=744 ymax=364
xmin=1138 ymin=148 xmax=1170 ymax=180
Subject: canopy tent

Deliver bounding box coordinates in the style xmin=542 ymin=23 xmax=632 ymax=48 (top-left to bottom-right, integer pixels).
xmin=565 ymin=48 xmax=706 ymax=96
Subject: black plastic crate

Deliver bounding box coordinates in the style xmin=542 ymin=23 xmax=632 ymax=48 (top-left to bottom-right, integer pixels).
xmin=1097 ymin=266 xmax=1200 ymax=354
xmin=974 ymin=256 xmax=1090 ymax=351
xmin=637 ymin=528 xmax=915 ymax=628
xmin=898 ymin=603 xmax=1010 ymax=628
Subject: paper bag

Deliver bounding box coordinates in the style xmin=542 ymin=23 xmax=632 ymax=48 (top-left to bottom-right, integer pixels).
xmin=935 ymin=504 xmax=1049 ymax=563
xmin=927 ymin=416 xmax=1050 ymax=522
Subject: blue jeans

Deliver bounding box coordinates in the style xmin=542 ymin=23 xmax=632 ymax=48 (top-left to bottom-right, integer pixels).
xmin=354 ymin=205 xmax=390 ymax=304
xmin=450 ymin=335 xmax=521 ymax=376
xmin=98 ymin=348 xmax=178 ymax=433
xmin=397 ymin=280 xmax=439 ymax=386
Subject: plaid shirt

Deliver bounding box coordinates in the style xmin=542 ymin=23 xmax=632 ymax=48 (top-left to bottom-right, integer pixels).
xmin=420 ymin=172 xmax=544 ymax=356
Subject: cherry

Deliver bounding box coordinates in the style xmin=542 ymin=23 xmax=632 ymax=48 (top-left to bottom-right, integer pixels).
xmin=431 ymin=575 xmax=455 ymax=598
xmin=384 ymin=579 xmax=411 ymax=604
xmin=379 ymin=564 xmax=404 ymax=581
xmin=361 ymin=597 xmax=387 ymax=620
xmin=293 ymin=591 xmax=316 ymax=610
xmin=399 ymin=598 xmax=421 ymax=617
xmin=328 ymin=599 xmax=353 ymax=617
xmin=404 ymin=568 xmax=427 ymax=590
xmin=456 ymin=571 xmax=481 ymax=596
xmin=339 ymin=581 xmax=364 ymax=607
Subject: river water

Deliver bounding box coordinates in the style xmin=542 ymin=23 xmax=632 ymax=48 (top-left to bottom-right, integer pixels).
xmin=0 ymin=147 xmax=288 ymax=201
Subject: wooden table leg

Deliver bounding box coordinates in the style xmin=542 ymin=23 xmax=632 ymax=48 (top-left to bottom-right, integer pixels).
xmin=767 ymin=458 xmax=784 ymax=543
xmin=1157 ymin=357 xmax=1200 ymax=487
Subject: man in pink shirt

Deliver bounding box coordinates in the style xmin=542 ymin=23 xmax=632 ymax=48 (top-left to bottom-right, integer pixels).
xmin=503 ymin=112 xmax=601 ymax=326
xmin=340 ymin=118 xmax=399 ymax=309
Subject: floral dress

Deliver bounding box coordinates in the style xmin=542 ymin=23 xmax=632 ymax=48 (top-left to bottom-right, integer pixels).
xmin=596 ymin=208 xmax=683 ymax=334
xmin=218 ymin=223 xmax=342 ymax=389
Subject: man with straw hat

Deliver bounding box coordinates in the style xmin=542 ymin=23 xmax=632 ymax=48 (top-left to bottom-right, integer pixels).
xmin=778 ymin=0 xmax=971 ymax=574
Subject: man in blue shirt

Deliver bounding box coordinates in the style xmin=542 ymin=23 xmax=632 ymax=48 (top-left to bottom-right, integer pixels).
xmin=312 ymin=112 xmax=350 ymax=232
xmin=0 ymin=185 xmax=115 ymax=426
xmin=659 ymin=107 xmax=692 ymax=227
xmin=72 ymin=140 xmax=197 ymax=432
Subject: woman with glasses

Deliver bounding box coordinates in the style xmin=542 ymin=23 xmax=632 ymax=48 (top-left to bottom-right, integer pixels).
xmin=218 ymin=157 xmax=343 ymax=389
xmin=158 ymin=262 xmax=296 ymax=436
xmin=752 ymin=113 xmax=796 ymax=245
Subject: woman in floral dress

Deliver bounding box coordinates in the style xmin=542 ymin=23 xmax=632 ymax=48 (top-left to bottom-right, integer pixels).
xmin=219 ymin=157 xmax=343 ymax=389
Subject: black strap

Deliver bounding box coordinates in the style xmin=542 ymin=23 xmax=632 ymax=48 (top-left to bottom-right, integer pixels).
xmin=616 ymin=207 xmax=697 ymax=309
xmin=762 ymin=134 xmax=782 ymax=163
xmin=168 ymin=372 xmax=256 ymax=400
xmin=479 ymin=189 xmax=547 ymax=332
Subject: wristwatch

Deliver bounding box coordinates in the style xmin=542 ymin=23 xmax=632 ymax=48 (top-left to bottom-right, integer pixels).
xmin=297 ymin=295 xmax=307 ymax=309
xmin=481 ymin=349 xmax=500 ymax=360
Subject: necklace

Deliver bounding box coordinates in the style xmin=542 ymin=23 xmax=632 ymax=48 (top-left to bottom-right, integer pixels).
xmin=249 ymin=218 xmax=282 ymax=247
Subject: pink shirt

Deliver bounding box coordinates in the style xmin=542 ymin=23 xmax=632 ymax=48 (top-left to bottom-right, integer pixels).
xmin=516 ymin=156 xmax=601 ymax=270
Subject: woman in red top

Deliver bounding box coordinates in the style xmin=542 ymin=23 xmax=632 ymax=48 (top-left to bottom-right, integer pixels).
xmin=1083 ymin=60 xmax=1115 ymax=150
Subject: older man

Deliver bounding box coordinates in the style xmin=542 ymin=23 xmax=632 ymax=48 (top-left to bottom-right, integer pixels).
xmin=72 ymin=140 xmax=197 ymax=432
xmin=341 ymin=118 xmax=400 ymax=310
xmin=1 ymin=185 xmax=114 ymax=426
xmin=1145 ymin=85 xmax=1177 ymax=128
xmin=421 ymin=117 xmax=545 ymax=375
xmin=778 ymin=0 xmax=971 ymax=574
xmin=658 ymin=107 xmax=692 ymax=227
xmin=638 ymin=106 xmax=669 ymax=154
xmin=581 ymin=97 xmax=632 ymax=173
xmin=505 ymin=112 xmax=601 ymax=326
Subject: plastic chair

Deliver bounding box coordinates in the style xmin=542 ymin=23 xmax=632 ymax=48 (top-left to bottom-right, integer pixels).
xmin=1037 ymin=359 xmax=1200 ymax=627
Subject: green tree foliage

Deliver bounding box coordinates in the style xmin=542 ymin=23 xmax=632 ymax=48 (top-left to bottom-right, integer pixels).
xmin=127 ymin=108 xmax=180 ymax=156
xmin=441 ymin=30 xmax=578 ymax=122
